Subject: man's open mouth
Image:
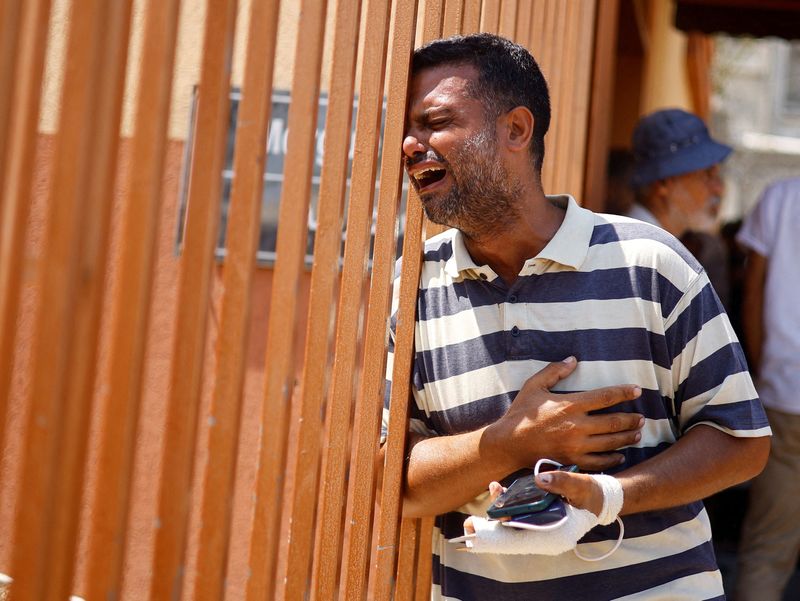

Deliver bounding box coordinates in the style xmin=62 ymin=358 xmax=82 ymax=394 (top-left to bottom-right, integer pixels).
xmin=413 ymin=166 xmax=447 ymax=190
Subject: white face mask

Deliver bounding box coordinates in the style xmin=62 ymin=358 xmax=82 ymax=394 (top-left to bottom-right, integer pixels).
xmin=462 ymin=501 xmax=622 ymax=561
xmin=451 ymin=463 xmax=625 ymax=562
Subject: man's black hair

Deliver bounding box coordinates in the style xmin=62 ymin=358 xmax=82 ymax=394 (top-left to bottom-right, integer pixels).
xmin=411 ymin=33 xmax=551 ymax=175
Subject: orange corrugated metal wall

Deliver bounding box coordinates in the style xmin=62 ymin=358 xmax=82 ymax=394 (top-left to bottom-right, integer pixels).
xmin=0 ymin=0 xmax=605 ymax=599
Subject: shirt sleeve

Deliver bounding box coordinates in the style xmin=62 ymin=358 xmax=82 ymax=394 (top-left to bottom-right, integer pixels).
xmin=736 ymin=188 xmax=775 ymax=257
xmin=664 ymin=272 xmax=770 ymax=437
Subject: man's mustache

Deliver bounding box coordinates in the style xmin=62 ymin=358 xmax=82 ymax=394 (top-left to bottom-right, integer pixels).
xmin=405 ymin=150 xmax=446 ymax=169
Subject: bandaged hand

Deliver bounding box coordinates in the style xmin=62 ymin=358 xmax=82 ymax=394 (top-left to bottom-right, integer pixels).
xmin=461 ymin=473 xmax=624 ymax=557
xmin=466 ymin=504 xmax=599 ymax=555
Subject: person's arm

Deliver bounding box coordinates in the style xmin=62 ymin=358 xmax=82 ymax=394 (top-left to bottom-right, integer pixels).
xmin=535 ymin=425 xmax=770 ymax=516
xmin=742 ymin=249 xmax=767 ymax=375
xmin=397 ymin=357 xmax=644 ymax=518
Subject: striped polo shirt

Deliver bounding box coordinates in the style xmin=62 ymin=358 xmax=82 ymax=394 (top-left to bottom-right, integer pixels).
xmin=382 ymin=195 xmax=770 ymax=601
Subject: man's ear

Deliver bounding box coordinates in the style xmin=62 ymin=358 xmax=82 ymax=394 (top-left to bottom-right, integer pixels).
xmin=654 ymin=179 xmax=672 ymax=200
xmin=648 ymin=179 xmax=672 ymax=213
xmin=502 ymin=106 xmax=534 ymax=153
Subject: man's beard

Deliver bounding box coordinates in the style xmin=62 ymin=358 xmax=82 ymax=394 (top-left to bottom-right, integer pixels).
xmin=419 ymin=125 xmax=523 ymax=240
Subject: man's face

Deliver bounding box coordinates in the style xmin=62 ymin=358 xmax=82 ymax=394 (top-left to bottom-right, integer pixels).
xmin=402 ymin=64 xmax=521 ymax=238
xmin=664 ymin=164 xmax=724 ymax=234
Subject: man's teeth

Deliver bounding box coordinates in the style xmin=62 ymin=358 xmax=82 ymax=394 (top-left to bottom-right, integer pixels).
xmin=414 ymin=167 xmax=444 ymax=181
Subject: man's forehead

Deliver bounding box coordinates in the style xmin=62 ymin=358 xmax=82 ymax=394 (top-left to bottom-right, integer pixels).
xmin=408 ymin=63 xmax=479 ymax=111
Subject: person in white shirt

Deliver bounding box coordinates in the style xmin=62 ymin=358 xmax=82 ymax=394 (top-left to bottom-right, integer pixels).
xmin=734 ymin=178 xmax=800 ymax=601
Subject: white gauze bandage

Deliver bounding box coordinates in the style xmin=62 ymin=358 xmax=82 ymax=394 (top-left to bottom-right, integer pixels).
xmin=463 ymin=473 xmax=624 ymax=559
xmin=592 ymin=474 xmax=624 ymax=526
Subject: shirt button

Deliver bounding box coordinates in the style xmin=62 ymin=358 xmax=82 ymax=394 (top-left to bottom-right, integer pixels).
xmin=479 ymin=273 xmax=488 ymax=280
xmin=511 ymin=326 xmax=520 ymax=336
xmin=509 ymin=294 xmax=517 ymax=303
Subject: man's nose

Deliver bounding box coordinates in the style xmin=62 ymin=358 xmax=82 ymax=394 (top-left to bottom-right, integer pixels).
xmin=402 ymin=133 xmax=426 ymax=159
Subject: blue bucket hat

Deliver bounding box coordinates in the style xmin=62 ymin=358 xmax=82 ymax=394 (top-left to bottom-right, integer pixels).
xmin=630 ymin=109 xmax=732 ymax=187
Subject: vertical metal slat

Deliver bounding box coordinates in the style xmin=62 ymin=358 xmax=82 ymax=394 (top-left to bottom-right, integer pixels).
xmin=390 ymin=3 xmax=446 ymax=595
xmin=537 ymin=0 xmax=559 ymax=192
xmin=41 ymin=0 xmax=134 ymax=598
xmin=243 ymin=1 xmax=329 ymax=599
xmin=0 ymin=0 xmax=23 ymax=220
xmin=462 ymin=0 xmax=481 ymax=34
xmin=0 ymin=0 xmax=52 ymax=465
xmin=413 ymin=517 xmax=435 ymax=601
xmin=498 ymin=0 xmax=517 ymax=39
xmin=515 ymin=0 xmax=533 ymax=48
xmin=583 ymin=0 xmax=621 ymax=211
xmin=421 ymin=0 xmax=444 ymax=43
xmin=371 ymin=192 xmax=425 ymax=601
xmin=189 ymin=1 xmax=282 ymax=600
xmin=148 ymin=0 xmax=239 ymax=598
xmin=8 ymin=0 xmax=122 ymax=597
xmin=480 ymin=0 xmax=500 ymax=33
xmin=393 ymin=518 xmax=421 ymax=601
xmin=552 ymin=0 xmax=579 ymax=193
xmin=528 ymin=0 xmax=547 ymax=58
xmin=564 ymin=0 xmax=598 ymax=199
xmin=368 ymin=4 xmax=446 ymax=595
xmin=83 ymin=1 xmax=183 ymax=599
xmin=308 ymin=0 xmax=394 ymax=597
xmin=337 ymin=0 xmax=419 ymax=597
xmin=278 ymin=0 xmax=361 ymax=598
xmin=442 ymin=0 xmax=464 ymax=37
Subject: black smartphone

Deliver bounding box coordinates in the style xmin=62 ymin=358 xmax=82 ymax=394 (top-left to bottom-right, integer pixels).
xmin=503 ymin=498 xmax=568 ymax=528
xmin=486 ymin=464 xmax=578 ymax=519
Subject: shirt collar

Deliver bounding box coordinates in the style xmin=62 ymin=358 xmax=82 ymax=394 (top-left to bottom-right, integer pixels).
xmin=626 ymin=203 xmax=661 ymax=227
xmin=444 ymin=227 xmax=483 ymax=279
xmin=535 ymin=194 xmax=594 ymax=270
xmin=443 ymin=194 xmax=594 ymax=278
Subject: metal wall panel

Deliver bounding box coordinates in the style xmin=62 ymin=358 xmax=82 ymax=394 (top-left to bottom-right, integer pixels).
xmin=0 ymin=2 xmax=606 ymax=599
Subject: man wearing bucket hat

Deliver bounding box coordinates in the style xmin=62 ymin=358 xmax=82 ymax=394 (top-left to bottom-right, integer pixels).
xmin=628 ymin=108 xmax=731 ymax=236
xmin=628 ymin=108 xmax=733 ymax=306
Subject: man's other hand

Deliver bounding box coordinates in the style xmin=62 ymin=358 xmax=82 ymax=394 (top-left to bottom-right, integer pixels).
xmin=483 ymin=357 xmax=643 ymax=473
